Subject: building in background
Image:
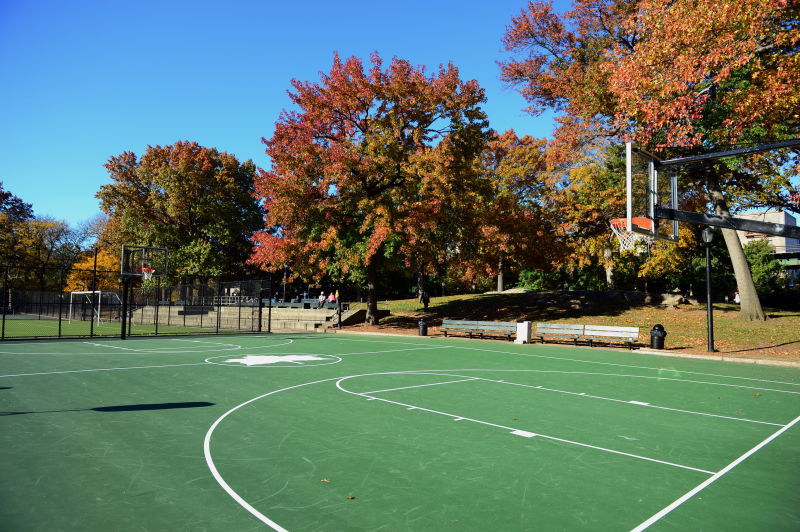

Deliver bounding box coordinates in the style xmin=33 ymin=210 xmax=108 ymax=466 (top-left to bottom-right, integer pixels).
xmin=736 ymin=210 xmax=800 ymax=284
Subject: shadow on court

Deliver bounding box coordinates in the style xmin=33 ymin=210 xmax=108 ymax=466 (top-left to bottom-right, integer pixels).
xmin=1 ymin=401 xmax=215 ymax=416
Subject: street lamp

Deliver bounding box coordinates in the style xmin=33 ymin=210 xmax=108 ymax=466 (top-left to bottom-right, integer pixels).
xmin=702 ymin=227 xmax=715 ymax=352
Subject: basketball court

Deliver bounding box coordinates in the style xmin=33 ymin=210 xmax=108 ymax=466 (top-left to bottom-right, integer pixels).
xmin=2 ymin=333 xmax=798 ymax=530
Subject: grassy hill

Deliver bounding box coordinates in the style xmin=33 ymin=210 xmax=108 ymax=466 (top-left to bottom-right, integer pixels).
xmin=356 ymin=290 xmax=800 ymax=362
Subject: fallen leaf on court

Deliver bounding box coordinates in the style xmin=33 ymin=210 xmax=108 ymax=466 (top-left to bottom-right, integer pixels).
xmin=346 ymin=496 xmax=356 ymax=500
xmin=753 ymin=393 xmax=761 ymax=397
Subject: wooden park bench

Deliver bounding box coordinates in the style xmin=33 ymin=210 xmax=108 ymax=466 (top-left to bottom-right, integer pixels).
xmin=534 ymin=323 xmax=585 ymax=345
xmin=441 ymin=320 xmax=518 ymax=341
xmin=534 ymin=322 xmax=640 ymax=349
xmin=582 ymin=325 xmax=640 ymax=350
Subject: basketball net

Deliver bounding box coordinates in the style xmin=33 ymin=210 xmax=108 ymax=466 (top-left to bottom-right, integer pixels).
xmin=141 ymin=267 xmax=156 ymax=281
xmin=609 ymin=217 xmax=655 ymax=252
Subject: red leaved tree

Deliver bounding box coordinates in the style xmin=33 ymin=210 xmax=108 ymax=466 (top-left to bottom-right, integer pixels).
xmin=251 ymin=53 xmax=495 ymax=324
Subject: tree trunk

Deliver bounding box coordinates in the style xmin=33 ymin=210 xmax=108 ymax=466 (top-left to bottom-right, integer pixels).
xmin=497 ymin=257 xmax=504 ymax=292
xmin=706 ymin=174 xmax=766 ymax=321
xmin=365 ymin=259 xmax=379 ymax=325
xmin=603 ymin=246 xmax=615 ymax=289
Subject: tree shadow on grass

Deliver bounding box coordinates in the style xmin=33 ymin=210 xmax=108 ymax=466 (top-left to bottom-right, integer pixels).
xmin=723 ymin=340 xmax=800 ymax=354
xmin=381 ymin=290 xmax=655 ymax=328
xmin=1 ymin=401 xmax=215 ymax=416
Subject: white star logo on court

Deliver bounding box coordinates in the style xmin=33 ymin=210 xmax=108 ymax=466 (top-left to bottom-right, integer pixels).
xmin=225 ymin=355 xmax=328 ymax=366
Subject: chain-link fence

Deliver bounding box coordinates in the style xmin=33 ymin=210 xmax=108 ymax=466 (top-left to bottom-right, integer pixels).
xmin=1 ymin=265 xmax=351 ymax=340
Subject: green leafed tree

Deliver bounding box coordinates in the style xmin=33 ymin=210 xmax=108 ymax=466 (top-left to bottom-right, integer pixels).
xmin=744 ymin=239 xmax=787 ymax=296
xmin=250 ymin=52 xmax=495 ymax=324
xmin=96 ymin=141 xmax=264 ymax=281
xmin=1 ymin=181 xmax=34 ymax=265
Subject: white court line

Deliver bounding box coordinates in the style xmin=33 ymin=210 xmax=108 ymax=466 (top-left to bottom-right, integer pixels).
xmin=364 ymin=377 xmax=478 ymax=395
xmin=204 ymin=376 xmax=344 ymax=532
xmin=448 ymin=344 xmax=800 ymax=388
xmin=324 ymin=336 xmax=800 ymax=388
xmin=0 ymin=362 xmax=207 ymax=378
xmin=336 ymin=346 xmax=452 ymax=357
xmin=83 ymin=342 xmax=141 ymax=351
xmin=0 ymin=337 xmax=298 ymax=356
xmin=462 ymin=375 xmax=784 ymax=427
xmin=335 ymin=375 xmax=714 ymax=475
xmin=406 ymin=367 xmax=800 ymax=396
xmin=631 ymin=415 xmax=800 ymax=531
xmin=168 ymin=338 xmax=244 ymax=348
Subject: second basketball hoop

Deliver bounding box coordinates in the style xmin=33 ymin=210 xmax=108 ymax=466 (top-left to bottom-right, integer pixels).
xmin=121 ymin=245 xmax=168 ymax=280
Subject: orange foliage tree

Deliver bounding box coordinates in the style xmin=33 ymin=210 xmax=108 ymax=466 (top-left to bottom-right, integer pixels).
xmin=477 ymin=130 xmax=561 ymax=289
xmin=65 ymin=249 xmax=120 ymax=292
xmin=250 ymin=53 xmax=496 ymax=323
xmin=501 ymin=0 xmax=799 ymax=318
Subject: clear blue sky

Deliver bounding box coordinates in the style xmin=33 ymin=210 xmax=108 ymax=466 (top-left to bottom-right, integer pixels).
xmin=1 ymin=0 xmax=566 ymax=227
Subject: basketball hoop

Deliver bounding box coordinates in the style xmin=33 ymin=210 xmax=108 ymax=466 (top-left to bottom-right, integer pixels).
xmin=610 ymin=218 xmax=655 ymax=252
xmin=140 ymin=267 xmax=156 ymax=281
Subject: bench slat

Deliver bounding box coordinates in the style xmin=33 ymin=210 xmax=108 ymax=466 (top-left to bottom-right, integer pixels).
xmin=534 ymin=322 xmax=639 ymax=349
xmin=583 ymin=330 xmax=639 ymax=339
xmin=583 ymin=325 xmax=639 ymax=333
xmin=442 ymin=319 xmax=516 ymax=340
xmin=536 ymin=323 xmax=584 ymax=330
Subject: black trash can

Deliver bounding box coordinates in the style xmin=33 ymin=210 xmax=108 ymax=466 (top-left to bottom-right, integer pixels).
xmin=650 ymin=324 xmax=666 ymax=350
xmin=418 ymin=318 xmax=428 ymax=336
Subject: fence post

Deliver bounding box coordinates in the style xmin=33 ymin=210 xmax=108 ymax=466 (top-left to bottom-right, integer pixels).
xmin=1 ymin=266 xmax=7 ymax=340
xmin=154 ymin=276 xmax=160 ymax=336
xmin=57 ymin=268 xmax=65 ymax=338
xmin=267 ymin=286 xmax=272 ymax=334
xmin=90 ymin=248 xmax=97 ymax=337
xmin=120 ymin=276 xmax=129 ymax=340
xmin=216 ymin=278 xmax=221 ymax=334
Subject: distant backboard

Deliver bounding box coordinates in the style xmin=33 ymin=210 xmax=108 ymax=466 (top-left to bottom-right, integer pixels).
xmin=625 ymin=142 xmax=679 ymax=242
xmin=121 ymin=245 xmax=168 ymax=278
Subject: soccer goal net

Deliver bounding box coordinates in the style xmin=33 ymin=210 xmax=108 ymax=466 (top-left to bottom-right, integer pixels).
xmin=68 ymin=291 xmax=122 ymax=323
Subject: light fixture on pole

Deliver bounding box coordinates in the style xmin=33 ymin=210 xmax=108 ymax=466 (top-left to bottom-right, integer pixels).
xmin=702 ymin=227 xmax=715 ymax=352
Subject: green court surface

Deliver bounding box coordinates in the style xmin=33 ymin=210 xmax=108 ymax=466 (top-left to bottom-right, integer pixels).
xmin=1 ymin=334 xmax=798 ymax=531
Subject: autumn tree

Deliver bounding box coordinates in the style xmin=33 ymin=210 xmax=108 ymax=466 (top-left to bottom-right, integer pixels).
xmin=479 ymin=130 xmax=561 ymax=290
xmin=251 ymin=53 xmax=494 ymax=324
xmin=6 ymin=217 xmax=81 ymax=290
xmin=96 ymin=141 xmax=264 ymax=281
xmin=64 ymin=249 xmax=121 ymax=292
xmin=501 ymin=0 xmax=799 ymax=320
